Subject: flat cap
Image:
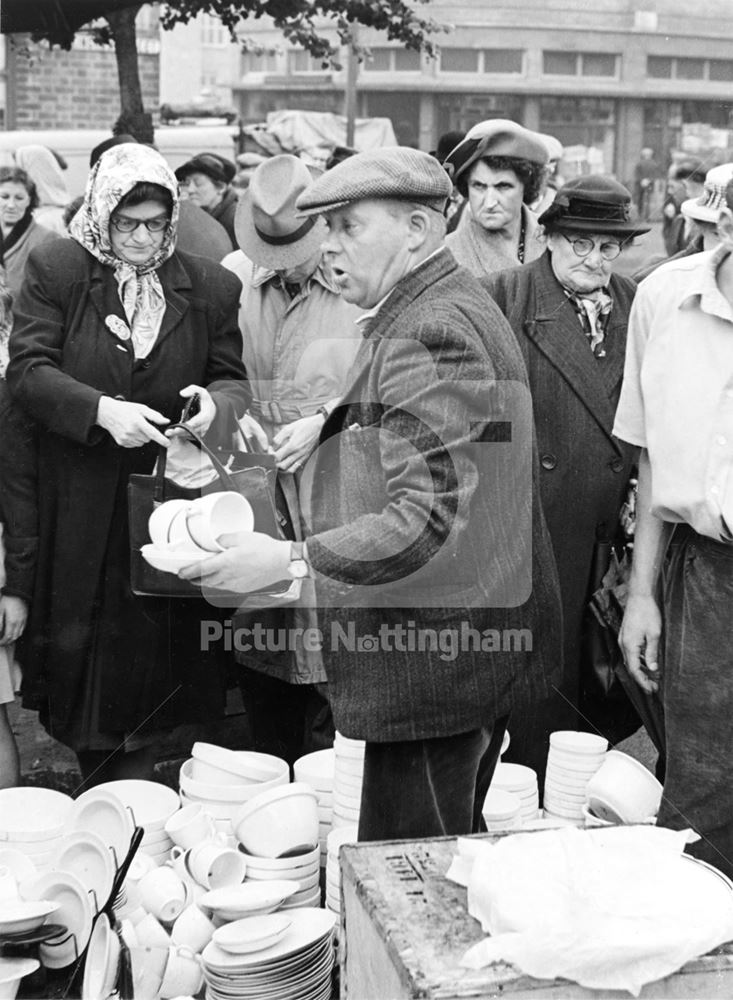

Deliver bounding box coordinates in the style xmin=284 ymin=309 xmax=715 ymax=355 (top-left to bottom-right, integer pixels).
xmin=443 ymin=119 xmax=549 ymax=195
xmin=295 ymin=146 xmax=452 ymax=215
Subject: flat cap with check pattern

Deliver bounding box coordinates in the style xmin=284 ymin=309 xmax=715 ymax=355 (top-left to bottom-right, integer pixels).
xmin=295 ymin=146 xmax=452 ymax=215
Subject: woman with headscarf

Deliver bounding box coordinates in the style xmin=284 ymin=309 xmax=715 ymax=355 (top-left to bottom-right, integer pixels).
xmin=14 ymin=145 xmax=70 ymax=236
xmin=443 ymin=119 xmax=549 ymax=277
xmin=4 ymin=143 xmax=249 ymax=785
xmin=0 ymin=166 xmax=59 ymax=300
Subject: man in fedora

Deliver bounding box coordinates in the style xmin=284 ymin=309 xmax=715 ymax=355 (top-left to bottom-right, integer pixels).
xmin=185 ymin=146 xmax=562 ymax=840
xmin=221 ymin=153 xmax=362 ymax=764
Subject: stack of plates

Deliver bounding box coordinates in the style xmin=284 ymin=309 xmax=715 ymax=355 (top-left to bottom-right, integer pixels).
xmin=481 ymin=788 xmax=522 ymax=831
xmin=489 ymin=763 xmax=540 ymax=823
xmin=201 ymin=907 xmax=336 ymax=1000
xmin=94 ymin=780 xmax=180 ymax=866
xmin=67 ymin=789 xmax=135 ymax=871
xmin=179 ymin=750 xmax=290 ymax=840
xmin=0 ymin=788 xmax=73 ymax=875
xmin=332 ymin=733 xmax=364 ymax=831
xmin=242 ymin=846 xmax=321 ymax=910
xmin=294 ymin=749 xmax=335 ymax=867
xmin=325 ymin=825 xmax=357 ymax=915
xmin=49 ymin=831 xmax=116 ymax=913
xmin=544 ymin=731 xmax=608 ymax=824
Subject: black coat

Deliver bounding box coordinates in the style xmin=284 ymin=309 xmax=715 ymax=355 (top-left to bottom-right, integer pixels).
xmin=4 ymin=240 xmax=249 ymax=748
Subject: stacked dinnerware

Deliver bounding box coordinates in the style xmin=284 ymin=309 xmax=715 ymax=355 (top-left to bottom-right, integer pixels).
xmin=293 ymin=749 xmax=336 ymax=867
xmin=543 ymin=731 xmax=608 ymax=825
xmin=0 ymin=788 xmax=73 ymax=875
xmin=95 ymin=780 xmax=181 ymax=866
xmin=332 ymin=733 xmax=364 ymax=830
xmin=240 ymin=846 xmax=322 ymax=911
xmin=489 ymin=763 xmax=540 ymax=824
xmin=325 ymin=825 xmax=358 ymax=915
xmin=481 ymin=788 xmax=522 ymax=831
xmin=179 ymin=745 xmax=290 ymax=841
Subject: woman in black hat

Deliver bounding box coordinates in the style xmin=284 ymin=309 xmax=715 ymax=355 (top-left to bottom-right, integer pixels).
xmin=484 ymin=175 xmax=650 ymax=782
xmin=175 ymin=152 xmax=239 ymax=247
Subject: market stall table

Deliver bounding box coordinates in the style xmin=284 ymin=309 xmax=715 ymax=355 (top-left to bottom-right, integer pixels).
xmin=340 ymin=835 xmax=733 ymax=999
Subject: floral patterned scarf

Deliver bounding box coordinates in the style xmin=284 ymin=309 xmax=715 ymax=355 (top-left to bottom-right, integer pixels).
xmin=69 ymin=143 xmax=179 ymax=358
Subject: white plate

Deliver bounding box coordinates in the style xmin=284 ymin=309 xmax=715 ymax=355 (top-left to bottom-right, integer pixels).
xmin=200 ymin=880 xmax=300 ymax=920
xmin=0 ymin=849 xmax=37 ymax=885
xmin=0 ymin=788 xmax=73 ymax=843
xmin=67 ymin=789 xmax=134 ymax=865
xmin=93 ymin=780 xmax=180 ymax=831
xmin=0 ymin=957 xmax=40 ymax=993
xmin=0 ymin=900 xmax=60 ymax=935
xmin=51 ymin=831 xmax=115 ymax=911
xmin=212 ymin=913 xmax=291 ymax=954
xmin=24 ymin=871 xmax=94 ymax=968
xmin=202 ymin=907 xmax=336 ymax=970
xmin=82 ymin=912 xmax=120 ymax=1000
xmin=141 ymin=543 xmax=213 ymax=574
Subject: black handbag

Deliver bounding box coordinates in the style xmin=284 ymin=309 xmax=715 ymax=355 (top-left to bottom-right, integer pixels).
xmin=128 ymin=424 xmax=282 ymax=598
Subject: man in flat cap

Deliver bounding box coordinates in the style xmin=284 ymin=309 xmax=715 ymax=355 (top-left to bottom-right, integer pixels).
xmin=182 ymin=147 xmax=562 ymax=841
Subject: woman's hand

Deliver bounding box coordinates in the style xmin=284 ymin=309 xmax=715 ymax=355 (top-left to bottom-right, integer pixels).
xmin=618 ymin=592 xmax=662 ymax=694
xmin=170 ymin=385 xmax=216 ymax=438
xmin=97 ymin=397 xmax=170 ymax=448
xmin=272 ymin=414 xmax=325 ymax=472
xmin=0 ymin=595 xmax=28 ymax=646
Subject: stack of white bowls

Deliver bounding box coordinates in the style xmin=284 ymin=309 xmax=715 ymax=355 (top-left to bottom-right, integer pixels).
xmin=0 ymin=788 xmax=73 ymax=874
xmin=481 ymin=788 xmax=522 ymax=831
xmin=179 ymin=744 xmax=290 ymax=841
xmin=95 ymin=780 xmax=181 ymax=866
xmin=325 ymin=825 xmax=358 ymax=915
xmin=544 ymin=731 xmax=608 ymax=824
xmin=332 ymin=733 xmax=364 ymax=830
xmin=293 ymin=749 xmax=335 ymax=867
xmin=489 ymin=763 xmax=540 ymax=824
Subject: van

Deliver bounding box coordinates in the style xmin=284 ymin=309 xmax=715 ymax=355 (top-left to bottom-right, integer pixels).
xmin=0 ymin=125 xmax=240 ymax=198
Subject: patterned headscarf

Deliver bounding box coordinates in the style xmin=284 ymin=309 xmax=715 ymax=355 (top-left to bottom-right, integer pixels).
xmin=70 ymin=143 xmax=179 ymax=357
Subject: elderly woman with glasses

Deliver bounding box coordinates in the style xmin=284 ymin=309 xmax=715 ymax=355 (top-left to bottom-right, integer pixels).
xmin=175 ymin=152 xmax=239 ymax=248
xmin=3 ymin=143 xmax=249 ymax=785
xmin=484 ymin=175 xmax=650 ymax=780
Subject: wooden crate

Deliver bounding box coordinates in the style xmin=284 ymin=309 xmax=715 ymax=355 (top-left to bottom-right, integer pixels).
xmin=340 ymin=835 xmax=733 ymax=999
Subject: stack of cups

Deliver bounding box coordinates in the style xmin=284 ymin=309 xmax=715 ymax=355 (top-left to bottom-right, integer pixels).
xmin=332 ymin=733 xmax=365 ymax=830
xmin=481 ymin=788 xmax=522 ymax=832
xmin=544 ymin=731 xmax=608 ymax=824
xmin=293 ymin=749 xmax=336 ymax=867
xmin=325 ymin=825 xmax=358 ymax=915
xmin=489 ymin=763 xmax=540 ymax=823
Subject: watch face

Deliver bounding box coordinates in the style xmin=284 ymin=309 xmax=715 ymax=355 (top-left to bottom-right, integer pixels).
xmin=289 ymin=559 xmax=309 ymax=579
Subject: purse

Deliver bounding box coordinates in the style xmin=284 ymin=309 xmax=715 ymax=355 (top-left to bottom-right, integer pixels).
xmin=128 ymin=423 xmax=282 ymax=599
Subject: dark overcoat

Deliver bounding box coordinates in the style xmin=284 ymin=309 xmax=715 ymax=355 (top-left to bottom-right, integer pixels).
xmin=4 ymin=239 xmax=249 ymax=747
xmin=303 ymin=249 xmax=563 ymax=743
xmin=484 ymin=252 xmax=638 ymax=767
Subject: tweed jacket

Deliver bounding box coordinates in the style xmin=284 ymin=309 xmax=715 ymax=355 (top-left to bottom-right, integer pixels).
xmin=303 ymin=248 xmax=563 ymax=743
xmin=484 ymin=252 xmax=638 ymax=702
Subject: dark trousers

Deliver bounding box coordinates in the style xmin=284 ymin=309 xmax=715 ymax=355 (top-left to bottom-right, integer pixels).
xmin=357 ymin=717 xmax=509 ymax=841
xmin=237 ymin=666 xmax=334 ymax=767
xmin=657 ymin=528 xmax=733 ymax=879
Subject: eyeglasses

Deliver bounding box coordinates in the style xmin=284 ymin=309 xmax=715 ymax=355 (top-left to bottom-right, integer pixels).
xmin=110 ymin=214 xmax=169 ymax=234
xmin=561 ymin=234 xmax=623 ymax=261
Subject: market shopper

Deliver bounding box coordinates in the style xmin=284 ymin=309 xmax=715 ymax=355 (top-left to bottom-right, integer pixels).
xmin=443 ymin=119 xmax=548 ymax=277
xmin=175 ymin=152 xmax=239 ymax=247
xmin=0 ymin=166 xmax=60 ymax=300
xmin=181 ymin=146 xmax=562 ymax=841
xmin=4 ymin=143 xmax=248 ymax=785
xmin=614 ymin=176 xmax=733 ymax=880
xmin=14 ymin=144 xmax=70 ymax=236
xmin=222 ymin=154 xmax=362 ymax=764
xmin=485 ymin=176 xmax=648 ymax=779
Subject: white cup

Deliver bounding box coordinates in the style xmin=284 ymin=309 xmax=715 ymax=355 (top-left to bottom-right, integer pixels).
xmin=127 ymin=850 xmax=157 ymax=883
xmin=138 ymin=866 xmax=187 ymax=924
xmin=135 ymin=912 xmax=171 ymax=949
xmin=185 ymin=492 xmax=254 ymax=551
xmin=148 ymin=499 xmax=192 ymax=546
xmin=170 ymin=903 xmax=216 ymax=952
xmin=129 ymin=946 xmax=168 ymax=1000
xmin=160 ymin=945 xmax=204 ymax=999
xmin=165 ymin=803 xmax=217 ymax=850
xmin=188 ymin=841 xmax=247 ymax=890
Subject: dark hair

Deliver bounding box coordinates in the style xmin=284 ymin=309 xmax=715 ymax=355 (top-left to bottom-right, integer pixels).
xmin=115 ymin=182 xmax=173 ymax=216
xmin=464 ymin=155 xmax=545 ymax=204
xmin=0 ymin=166 xmax=39 ymax=211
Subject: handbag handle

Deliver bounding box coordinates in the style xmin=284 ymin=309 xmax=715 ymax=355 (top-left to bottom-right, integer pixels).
xmin=154 ymin=423 xmax=236 ymax=503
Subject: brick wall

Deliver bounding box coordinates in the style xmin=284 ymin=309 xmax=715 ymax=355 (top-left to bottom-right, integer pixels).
xmin=10 ymin=37 xmax=159 ymax=130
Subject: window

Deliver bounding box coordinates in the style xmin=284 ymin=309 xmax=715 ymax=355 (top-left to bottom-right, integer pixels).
xmin=676 ymin=58 xmax=705 ymax=80
xmin=241 ymin=51 xmax=279 ymax=75
xmin=647 ymin=56 xmax=672 ymax=78
xmin=647 ymin=55 xmax=733 ymax=82
xmin=394 ymin=48 xmax=420 ymax=71
xmin=581 ymin=53 xmax=616 ymax=77
xmin=710 ymin=59 xmax=733 ymax=82
xmin=201 ymin=14 xmax=228 ymax=47
xmin=440 ymin=48 xmax=523 ymax=74
xmin=441 ymin=49 xmax=478 ymax=73
xmin=288 ymin=49 xmax=328 ymax=73
xmin=484 ymin=49 xmax=523 ymax=74
xmin=363 ymin=47 xmax=420 ymax=72
xmin=543 ymin=51 xmax=617 ymax=77
xmin=544 ymin=51 xmax=576 ymax=75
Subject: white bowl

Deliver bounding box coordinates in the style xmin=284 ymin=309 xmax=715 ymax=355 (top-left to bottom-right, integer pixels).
xmin=234 ymin=784 xmax=319 ymax=859
xmin=179 ymin=759 xmax=289 ymax=804
xmin=186 ymin=493 xmax=254 ymax=552
xmin=585 ymin=750 xmax=662 ymax=825
xmin=0 ymin=958 xmax=40 ymax=1000
xmin=94 ymin=781 xmax=180 ymax=832
xmin=199 ymin=880 xmax=299 ymax=920
xmin=192 ymin=744 xmax=287 ymax=784
xmin=148 ymin=500 xmax=192 ymax=547
xmin=293 ymin=750 xmax=335 ymax=791
xmin=212 ymin=913 xmax=290 ymax=955
xmin=482 ymin=788 xmax=522 ymax=822
xmin=582 ymin=803 xmax=616 ymax=828
xmin=549 ymin=731 xmax=609 ymax=755
xmin=0 ymin=789 xmax=72 ymax=843
xmin=0 ymin=900 xmax=61 ymax=936
xmin=236 ymin=844 xmax=320 ymax=871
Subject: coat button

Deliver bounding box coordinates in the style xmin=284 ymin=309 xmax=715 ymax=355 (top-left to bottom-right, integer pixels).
xmin=540 ymin=453 xmax=557 ymax=470
xmin=141 ymin=359 xmax=152 ymax=369
xmin=609 ymin=457 xmax=624 ymax=473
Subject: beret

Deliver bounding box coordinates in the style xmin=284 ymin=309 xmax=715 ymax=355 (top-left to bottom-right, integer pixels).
xmin=443 ymin=119 xmax=549 ymax=194
xmin=539 ymin=174 xmax=650 ymax=236
xmin=174 ymin=152 xmax=236 ymax=185
xmin=295 ymin=146 xmax=452 ymax=215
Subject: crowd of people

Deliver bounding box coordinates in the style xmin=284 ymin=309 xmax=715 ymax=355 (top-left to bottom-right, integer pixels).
xmin=0 ymin=122 xmax=731 ymax=878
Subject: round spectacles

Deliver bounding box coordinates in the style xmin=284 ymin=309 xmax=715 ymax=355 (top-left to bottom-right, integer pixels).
xmin=110 ymin=214 xmax=169 ymax=234
xmin=561 ymin=234 xmax=623 ymax=261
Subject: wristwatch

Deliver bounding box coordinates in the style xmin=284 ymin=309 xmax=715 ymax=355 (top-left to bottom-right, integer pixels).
xmin=288 ymin=541 xmax=310 ymax=580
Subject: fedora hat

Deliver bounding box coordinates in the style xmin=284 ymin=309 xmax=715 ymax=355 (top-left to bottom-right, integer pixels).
xmin=539 ymin=175 xmax=650 ymax=236
xmin=681 ymin=163 xmax=733 ymax=223
xmin=235 ymin=155 xmax=327 ymax=270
